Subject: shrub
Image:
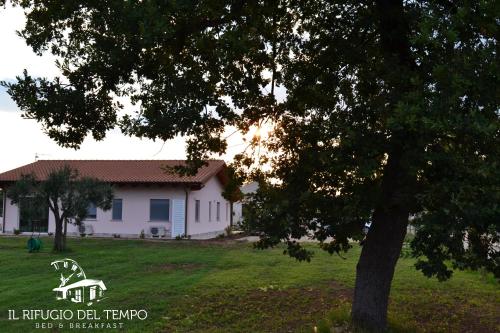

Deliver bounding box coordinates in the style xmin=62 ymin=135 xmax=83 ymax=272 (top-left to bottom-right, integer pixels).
xmin=314 ymin=319 xmax=332 ymax=333
xmin=13 ymin=228 xmax=21 ymax=235
xmin=314 ymin=301 xmax=351 ymax=333
xmin=139 ymin=229 xmax=145 ymax=239
xmin=174 ymin=234 xmax=191 ymax=240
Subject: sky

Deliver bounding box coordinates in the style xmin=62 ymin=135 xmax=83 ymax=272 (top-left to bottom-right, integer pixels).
xmin=0 ymin=5 xmax=250 ymax=173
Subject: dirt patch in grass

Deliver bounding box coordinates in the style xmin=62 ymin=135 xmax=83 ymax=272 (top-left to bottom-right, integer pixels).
xmin=162 ymin=282 xmax=500 ymax=333
xmin=392 ymin=289 xmax=500 ymax=333
xmin=162 ymin=281 xmax=352 ymax=333
xmin=147 ymin=262 xmax=205 ymax=272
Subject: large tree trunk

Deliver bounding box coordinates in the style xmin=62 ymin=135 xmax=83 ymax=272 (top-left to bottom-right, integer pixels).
xmin=351 ymin=206 xmax=409 ymax=330
xmin=351 ymin=146 xmax=414 ymax=331
xmin=350 ymin=0 xmax=417 ymax=329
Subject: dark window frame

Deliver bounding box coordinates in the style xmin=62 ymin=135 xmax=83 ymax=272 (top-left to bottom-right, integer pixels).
xmin=149 ymin=199 xmax=170 ymax=222
xmin=112 ymin=199 xmax=123 ymax=221
xmin=86 ymin=203 xmax=97 ymax=220
xmin=208 ymin=202 xmax=212 ymax=222
xmin=195 ymin=200 xmax=200 ymax=222
xmin=0 ymin=190 xmax=3 ymax=218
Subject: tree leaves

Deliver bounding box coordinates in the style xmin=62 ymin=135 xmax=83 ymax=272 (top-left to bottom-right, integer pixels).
xmin=6 ymin=165 xmax=114 ymax=250
xmin=3 ymin=0 xmax=499 ymax=278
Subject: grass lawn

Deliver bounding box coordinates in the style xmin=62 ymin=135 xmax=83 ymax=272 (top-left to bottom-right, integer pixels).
xmin=0 ymin=236 xmax=498 ymax=333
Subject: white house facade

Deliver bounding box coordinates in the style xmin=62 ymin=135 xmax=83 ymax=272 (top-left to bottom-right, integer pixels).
xmin=0 ymin=160 xmax=232 ymax=239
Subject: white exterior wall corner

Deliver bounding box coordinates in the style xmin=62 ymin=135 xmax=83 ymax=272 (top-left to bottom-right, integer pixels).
xmin=187 ymin=176 xmax=230 ymax=237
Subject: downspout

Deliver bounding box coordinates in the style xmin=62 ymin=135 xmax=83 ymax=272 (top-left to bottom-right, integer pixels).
xmin=184 ymin=187 xmax=189 ymax=237
xmin=2 ymin=188 xmax=6 ymax=233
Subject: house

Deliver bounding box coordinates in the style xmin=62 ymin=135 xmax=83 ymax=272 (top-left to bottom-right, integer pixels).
xmin=231 ymin=181 xmax=259 ymax=225
xmin=53 ymin=279 xmax=106 ymax=305
xmin=0 ymin=160 xmax=232 ymax=239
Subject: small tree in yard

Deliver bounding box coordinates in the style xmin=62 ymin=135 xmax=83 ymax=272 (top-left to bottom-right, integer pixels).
xmin=7 ymin=166 xmax=113 ymax=251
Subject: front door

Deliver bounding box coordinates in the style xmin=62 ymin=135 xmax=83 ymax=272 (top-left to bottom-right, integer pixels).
xmin=19 ymin=197 xmax=49 ymax=232
xmin=171 ymin=199 xmax=186 ymax=237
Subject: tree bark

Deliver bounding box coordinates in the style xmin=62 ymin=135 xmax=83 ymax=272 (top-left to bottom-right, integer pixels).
xmin=51 ymin=202 xmax=64 ymax=252
xmin=350 ymin=0 xmax=417 ymax=329
xmin=351 ymin=204 xmax=409 ymax=331
xmin=53 ymin=217 xmax=64 ymax=252
xmin=352 ymin=147 xmax=414 ymax=331
xmin=62 ymin=218 xmax=68 ymax=250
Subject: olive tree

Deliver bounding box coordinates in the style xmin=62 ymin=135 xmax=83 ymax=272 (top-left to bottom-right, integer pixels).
xmin=7 ymin=166 xmax=113 ymax=251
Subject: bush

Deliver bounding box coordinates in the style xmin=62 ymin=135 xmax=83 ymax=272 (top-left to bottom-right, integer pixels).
xmin=314 ymin=302 xmax=351 ymax=333
xmin=139 ymin=229 xmax=145 ymax=239
xmin=175 ymin=234 xmax=191 ymax=240
xmin=314 ymin=319 xmax=332 ymax=333
xmin=13 ymin=228 xmax=21 ymax=235
xmin=112 ymin=233 xmax=121 ymax=238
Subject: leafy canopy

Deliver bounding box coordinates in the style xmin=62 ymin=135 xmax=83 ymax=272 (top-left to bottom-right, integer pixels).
xmin=2 ymin=0 xmax=499 ymax=279
xmin=7 ymin=166 xmax=113 ymax=225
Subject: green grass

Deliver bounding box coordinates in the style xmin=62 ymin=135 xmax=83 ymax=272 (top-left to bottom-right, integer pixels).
xmin=0 ymin=236 xmax=498 ymax=333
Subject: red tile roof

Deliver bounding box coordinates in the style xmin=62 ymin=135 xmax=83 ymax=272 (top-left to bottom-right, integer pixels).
xmin=0 ymin=160 xmax=226 ymax=186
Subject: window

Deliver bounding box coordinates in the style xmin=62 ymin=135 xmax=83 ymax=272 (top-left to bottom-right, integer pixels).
xmin=225 ymin=203 xmax=229 ymax=221
xmin=86 ymin=203 xmax=97 ymax=219
xmin=112 ymin=199 xmax=122 ymax=221
xmin=90 ymin=286 xmax=97 ymax=300
xmin=195 ymin=200 xmax=200 ymax=222
xmin=0 ymin=190 xmax=3 ymax=217
xmin=216 ymin=202 xmax=220 ymax=221
xmin=74 ymin=288 xmax=82 ymax=303
xmin=208 ymin=202 xmax=212 ymax=222
xmin=150 ymin=199 xmax=169 ymax=221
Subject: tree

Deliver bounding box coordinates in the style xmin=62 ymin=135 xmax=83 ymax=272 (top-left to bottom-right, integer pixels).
xmin=2 ymin=0 xmax=498 ymax=330
xmin=7 ymin=166 xmax=113 ymax=251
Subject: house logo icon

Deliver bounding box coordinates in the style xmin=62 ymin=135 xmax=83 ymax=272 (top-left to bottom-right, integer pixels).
xmin=51 ymin=258 xmax=107 ymax=306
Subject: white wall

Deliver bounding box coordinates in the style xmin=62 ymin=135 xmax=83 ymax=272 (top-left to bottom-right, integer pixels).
xmin=187 ymin=176 xmax=231 ymax=237
xmin=2 ymin=177 xmax=231 ymax=238
xmin=233 ymin=202 xmax=243 ymax=225
xmin=3 ymin=195 xmax=19 ymax=233
xmin=63 ymin=185 xmax=186 ymax=237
